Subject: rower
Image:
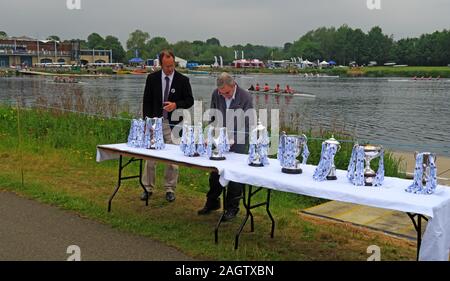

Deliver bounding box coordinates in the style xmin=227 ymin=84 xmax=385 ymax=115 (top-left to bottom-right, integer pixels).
xmin=274 ymin=84 xmax=281 ymax=93
xmin=263 ymin=83 xmax=270 ymax=92
xmin=284 ymin=85 xmax=293 ymax=94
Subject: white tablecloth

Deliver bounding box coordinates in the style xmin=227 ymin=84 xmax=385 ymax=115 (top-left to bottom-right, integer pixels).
xmin=97 ymin=143 xmax=450 ymax=261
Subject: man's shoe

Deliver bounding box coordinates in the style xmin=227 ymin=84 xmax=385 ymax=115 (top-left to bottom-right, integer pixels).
xmin=166 ymin=192 xmax=176 ymax=202
xmin=197 ymin=201 xmax=221 ymax=215
xmin=222 ymin=208 xmax=239 ymax=221
xmin=140 ymin=191 xmax=152 ymax=201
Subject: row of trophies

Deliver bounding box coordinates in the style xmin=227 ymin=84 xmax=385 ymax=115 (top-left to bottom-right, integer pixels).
xmin=127 ymin=117 xmax=165 ymax=150
xmin=126 ymin=118 xmax=438 ymax=195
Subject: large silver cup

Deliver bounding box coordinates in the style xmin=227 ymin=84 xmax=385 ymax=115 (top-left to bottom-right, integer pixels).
xmin=415 ymin=151 xmax=437 ymax=184
xmin=279 ymin=132 xmax=308 ymax=174
xmin=324 ymin=136 xmax=341 ymax=180
xmin=363 ymin=144 xmax=383 ymax=186
xmin=145 ymin=117 xmax=161 ymax=149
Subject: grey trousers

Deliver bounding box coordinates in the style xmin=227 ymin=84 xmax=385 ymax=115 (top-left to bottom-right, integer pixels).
xmin=142 ymin=121 xmax=179 ymax=193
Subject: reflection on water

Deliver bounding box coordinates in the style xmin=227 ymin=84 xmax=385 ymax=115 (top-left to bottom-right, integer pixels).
xmin=1 ymin=74 xmax=449 ymax=155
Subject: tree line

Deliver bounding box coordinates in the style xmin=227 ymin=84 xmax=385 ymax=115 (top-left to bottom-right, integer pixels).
xmin=1 ymin=26 xmax=449 ymax=66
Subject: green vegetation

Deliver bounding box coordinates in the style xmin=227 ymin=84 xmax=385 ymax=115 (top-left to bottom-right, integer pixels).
xmin=0 ymin=105 xmax=414 ymax=260
xmin=0 ymin=69 xmax=14 ymax=77
xmin=298 ymin=66 xmax=450 ymax=78
xmin=126 ymin=26 xmax=450 ymax=66
xmin=351 ymin=66 xmax=450 ymax=78
xmin=6 ymin=25 xmax=446 ymax=66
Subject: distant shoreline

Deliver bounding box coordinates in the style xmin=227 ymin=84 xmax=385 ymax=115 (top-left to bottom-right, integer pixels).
xmin=4 ymin=65 xmax=450 ymax=79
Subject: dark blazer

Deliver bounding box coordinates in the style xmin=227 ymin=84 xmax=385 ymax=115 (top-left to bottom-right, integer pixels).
xmin=142 ymin=70 xmax=194 ymax=127
xmin=209 ymin=85 xmax=254 ymax=153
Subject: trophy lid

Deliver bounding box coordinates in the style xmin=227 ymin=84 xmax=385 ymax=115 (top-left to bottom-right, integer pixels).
xmin=255 ymin=120 xmax=266 ymax=131
xmin=324 ymin=135 xmax=340 ymax=145
xmin=414 ymin=151 xmax=437 ymax=162
xmin=363 ymin=144 xmax=383 ymax=152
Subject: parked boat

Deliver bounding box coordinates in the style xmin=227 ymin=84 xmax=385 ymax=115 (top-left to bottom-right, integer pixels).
xmin=188 ymin=70 xmax=210 ymax=75
xmin=299 ymin=73 xmax=339 ymax=79
xmin=130 ymin=69 xmax=148 ymax=75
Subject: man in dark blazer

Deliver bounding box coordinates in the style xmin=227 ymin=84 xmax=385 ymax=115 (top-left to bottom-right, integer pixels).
xmin=141 ymin=50 xmax=194 ymax=202
xmin=197 ymin=72 xmax=254 ymax=221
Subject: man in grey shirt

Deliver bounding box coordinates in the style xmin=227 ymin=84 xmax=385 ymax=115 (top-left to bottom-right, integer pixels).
xmin=198 ymin=72 xmax=254 ymax=221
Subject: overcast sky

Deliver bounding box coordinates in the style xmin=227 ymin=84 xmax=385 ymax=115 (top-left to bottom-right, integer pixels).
xmin=1 ymin=0 xmax=449 ymax=46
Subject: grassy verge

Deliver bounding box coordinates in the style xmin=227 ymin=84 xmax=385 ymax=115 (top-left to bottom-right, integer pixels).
xmin=341 ymin=66 xmax=450 ymax=78
xmin=181 ymin=66 xmax=450 ymax=78
xmin=0 ymin=105 xmax=415 ymax=260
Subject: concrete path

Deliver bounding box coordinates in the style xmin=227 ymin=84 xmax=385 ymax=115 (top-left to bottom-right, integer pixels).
xmin=0 ymin=191 xmax=193 ymax=261
xmin=302 ymin=201 xmax=425 ymax=240
xmin=392 ymin=151 xmax=450 ymax=186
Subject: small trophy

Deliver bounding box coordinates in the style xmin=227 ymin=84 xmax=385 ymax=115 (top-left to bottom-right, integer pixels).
xmin=207 ymin=126 xmax=230 ymax=160
xmin=363 ymin=144 xmax=384 ymax=186
xmin=406 ymin=152 xmax=437 ymax=194
xmin=347 ymin=144 xmax=384 ymax=186
xmin=248 ymin=120 xmax=270 ymax=167
xmin=277 ymin=131 xmax=309 ymax=174
xmin=144 ymin=117 xmax=165 ymax=150
xmin=180 ymin=122 xmax=206 ymax=157
xmin=313 ymin=136 xmax=341 ymax=181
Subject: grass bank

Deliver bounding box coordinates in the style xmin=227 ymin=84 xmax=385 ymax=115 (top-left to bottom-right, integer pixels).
xmin=12 ymin=65 xmax=449 ymax=78
xmin=347 ymin=66 xmax=450 ymax=78
xmin=186 ymin=66 xmax=450 ymax=78
xmin=0 ymin=105 xmax=415 ymax=260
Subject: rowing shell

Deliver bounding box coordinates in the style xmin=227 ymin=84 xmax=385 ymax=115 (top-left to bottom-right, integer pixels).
xmin=249 ymin=90 xmax=316 ymax=98
xmin=388 ymin=79 xmax=448 ymax=83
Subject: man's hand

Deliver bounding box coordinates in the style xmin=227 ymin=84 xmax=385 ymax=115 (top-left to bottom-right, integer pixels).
xmin=163 ymin=102 xmax=177 ymax=112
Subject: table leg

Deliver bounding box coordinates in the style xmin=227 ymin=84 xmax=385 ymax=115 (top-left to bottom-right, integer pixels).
xmin=215 ymin=185 xmax=227 ymax=244
xmin=108 ymin=156 xmax=147 ymax=212
xmin=406 ymin=212 xmax=429 ymax=261
xmin=266 ymin=189 xmax=275 ymax=238
xmin=138 ymin=159 xmax=149 ymax=207
xmin=234 ymin=186 xmax=275 ymax=250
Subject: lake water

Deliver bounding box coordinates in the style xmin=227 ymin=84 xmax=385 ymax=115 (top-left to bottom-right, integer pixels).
xmin=1 ymin=74 xmax=449 ymax=155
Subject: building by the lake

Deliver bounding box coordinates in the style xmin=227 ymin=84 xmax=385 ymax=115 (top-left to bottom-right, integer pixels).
xmin=0 ymin=36 xmax=112 ymax=67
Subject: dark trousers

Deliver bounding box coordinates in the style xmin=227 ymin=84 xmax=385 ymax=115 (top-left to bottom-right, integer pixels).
xmin=207 ymin=172 xmax=244 ymax=210
xmin=206 ymin=144 xmax=246 ymax=210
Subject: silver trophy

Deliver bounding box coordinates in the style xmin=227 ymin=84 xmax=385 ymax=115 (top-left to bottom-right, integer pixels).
xmin=144 ymin=117 xmax=165 ymax=150
xmin=278 ymin=131 xmax=309 ymax=174
xmin=363 ymin=144 xmax=383 ymax=186
xmin=180 ymin=122 xmax=206 ymax=157
xmin=415 ymin=151 xmax=437 ymax=185
xmin=324 ymin=136 xmax=341 ymax=180
xmin=248 ymin=120 xmax=270 ymax=167
xmin=406 ymin=151 xmax=437 ymax=194
xmin=207 ymin=126 xmax=230 ymax=160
